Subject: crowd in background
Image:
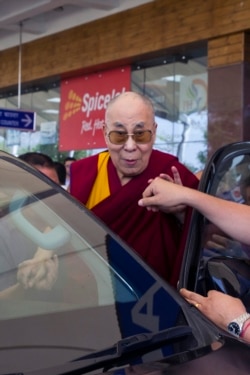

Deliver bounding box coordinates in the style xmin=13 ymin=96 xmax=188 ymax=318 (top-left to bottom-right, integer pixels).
xmin=18 ymin=152 xmax=77 ymax=190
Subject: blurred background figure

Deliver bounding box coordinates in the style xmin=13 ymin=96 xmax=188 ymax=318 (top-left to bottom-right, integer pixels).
xmin=19 ymin=152 xmax=59 ymax=184
xmin=54 ymin=161 xmax=67 ymax=189
xmin=63 ymin=156 xmax=77 ymax=189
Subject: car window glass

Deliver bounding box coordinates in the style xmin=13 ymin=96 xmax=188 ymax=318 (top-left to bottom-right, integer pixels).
xmin=197 ymin=153 xmax=250 ymax=310
xmin=0 ymin=154 xmax=199 ymax=372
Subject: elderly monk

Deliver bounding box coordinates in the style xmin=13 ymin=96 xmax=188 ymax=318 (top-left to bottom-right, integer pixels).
xmin=70 ymin=91 xmax=198 ymax=286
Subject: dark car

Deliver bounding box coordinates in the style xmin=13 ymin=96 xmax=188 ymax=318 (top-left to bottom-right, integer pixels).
xmin=0 ymin=143 xmax=249 ymax=375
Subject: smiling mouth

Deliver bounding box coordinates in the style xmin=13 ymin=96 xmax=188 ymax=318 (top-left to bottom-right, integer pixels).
xmin=124 ymin=159 xmax=137 ymax=165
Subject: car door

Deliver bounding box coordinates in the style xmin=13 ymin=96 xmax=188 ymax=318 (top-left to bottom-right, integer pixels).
xmin=0 ymin=151 xmax=210 ymax=373
xmin=179 ymin=141 xmax=250 ymax=312
xmin=0 ymin=149 xmax=249 ymax=375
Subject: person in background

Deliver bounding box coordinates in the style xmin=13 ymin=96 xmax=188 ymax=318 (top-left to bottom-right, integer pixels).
xmin=19 ymin=152 xmax=59 ymax=184
xmin=54 ymin=161 xmax=67 ymax=189
xmin=138 ymin=176 xmax=250 ymax=342
xmin=70 ymin=91 xmax=198 ymax=285
xmin=63 ymin=156 xmax=77 ymax=189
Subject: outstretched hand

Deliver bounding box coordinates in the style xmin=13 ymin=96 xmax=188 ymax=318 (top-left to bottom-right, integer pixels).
xmin=138 ymin=166 xmax=186 ymax=220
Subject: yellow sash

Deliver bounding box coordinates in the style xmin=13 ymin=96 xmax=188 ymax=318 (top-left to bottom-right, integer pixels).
xmin=86 ymin=152 xmax=111 ymax=209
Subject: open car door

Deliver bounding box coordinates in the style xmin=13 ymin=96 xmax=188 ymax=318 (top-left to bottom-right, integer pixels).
xmin=179 ymin=141 xmax=250 ymax=312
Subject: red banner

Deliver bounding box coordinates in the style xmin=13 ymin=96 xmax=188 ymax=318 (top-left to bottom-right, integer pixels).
xmin=59 ymin=66 xmax=131 ymax=151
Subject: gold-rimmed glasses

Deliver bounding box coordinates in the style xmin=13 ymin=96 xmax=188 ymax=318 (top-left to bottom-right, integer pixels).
xmin=107 ymin=130 xmax=153 ymax=145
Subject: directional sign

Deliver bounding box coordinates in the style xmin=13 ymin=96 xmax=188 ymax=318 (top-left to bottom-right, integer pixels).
xmin=0 ymin=108 xmax=36 ymax=131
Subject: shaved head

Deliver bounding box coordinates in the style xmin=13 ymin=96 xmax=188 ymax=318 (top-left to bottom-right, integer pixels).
xmin=105 ymin=91 xmax=155 ymax=124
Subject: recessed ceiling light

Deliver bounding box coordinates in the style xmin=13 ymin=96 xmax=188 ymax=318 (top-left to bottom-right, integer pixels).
xmin=47 ymin=97 xmax=60 ymax=103
xmin=162 ymin=75 xmax=184 ymax=82
xmin=42 ymin=109 xmax=59 ymax=114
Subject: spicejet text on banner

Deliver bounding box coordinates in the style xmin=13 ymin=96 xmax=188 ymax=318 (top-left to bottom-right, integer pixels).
xmin=59 ymin=66 xmax=131 ymax=151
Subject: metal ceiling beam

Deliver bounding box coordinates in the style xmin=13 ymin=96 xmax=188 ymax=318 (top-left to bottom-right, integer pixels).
xmin=0 ymin=0 xmax=120 ymax=25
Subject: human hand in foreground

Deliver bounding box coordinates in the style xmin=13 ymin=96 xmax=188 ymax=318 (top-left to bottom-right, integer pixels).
xmin=180 ymin=288 xmax=247 ymax=331
xmin=17 ymin=247 xmax=58 ymax=290
xmin=139 ymin=167 xmax=186 ymax=215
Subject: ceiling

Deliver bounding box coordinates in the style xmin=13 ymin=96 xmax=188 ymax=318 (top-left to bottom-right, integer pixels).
xmin=0 ymin=0 xmax=154 ymax=51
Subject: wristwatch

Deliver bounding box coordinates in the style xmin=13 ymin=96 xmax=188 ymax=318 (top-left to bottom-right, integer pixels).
xmin=227 ymin=312 xmax=250 ymax=337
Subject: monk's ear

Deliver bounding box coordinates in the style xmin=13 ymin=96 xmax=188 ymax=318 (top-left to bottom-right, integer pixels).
xmin=102 ymin=124 xmax=108 ymax=143
xmin=103 ymin=124 xmax=107 ymax=135
xmin=152 ymin=123 xmax=157 ymax=142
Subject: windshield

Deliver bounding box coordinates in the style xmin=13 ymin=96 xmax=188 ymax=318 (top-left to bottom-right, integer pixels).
xmin=0 ymin=152 xmax=198 ymax=373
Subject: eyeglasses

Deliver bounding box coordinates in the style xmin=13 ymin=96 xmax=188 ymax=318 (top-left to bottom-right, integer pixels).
xmin=107 ymin=130 xmax=153 ymax=145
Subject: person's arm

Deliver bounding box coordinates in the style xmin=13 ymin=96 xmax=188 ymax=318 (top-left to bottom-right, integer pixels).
xmin=138 ymin=177 xmax=250 ymax=245
xmin=180 ymin=288 xmax=250 ymax=343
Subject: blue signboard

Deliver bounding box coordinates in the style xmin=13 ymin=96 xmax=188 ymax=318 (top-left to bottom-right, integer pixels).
xmin=0 ymin=108 xmax=36 ymax=131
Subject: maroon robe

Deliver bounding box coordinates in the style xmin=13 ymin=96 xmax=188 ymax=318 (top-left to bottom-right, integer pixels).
xmin=70 ymin=150 xmax=198 ymax=286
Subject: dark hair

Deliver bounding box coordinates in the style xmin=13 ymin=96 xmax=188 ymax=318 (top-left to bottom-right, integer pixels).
xmin=18 ymin=152 xmax=54 ymax=168
xmin=54 ymin=162 xmax=66 ymax=185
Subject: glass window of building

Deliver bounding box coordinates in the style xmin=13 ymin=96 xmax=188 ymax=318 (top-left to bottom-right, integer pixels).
xmin=0 ymin=47 xmax=207 ymax=171
xmin=0 ymin=81 xmax=61 ymax=158
xmin=132 ymin=50 xmax=207 ymax=172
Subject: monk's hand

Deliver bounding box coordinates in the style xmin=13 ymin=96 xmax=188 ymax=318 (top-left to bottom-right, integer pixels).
xmin=147 ymin=166 xmax=183 ymax=186
xmin=159 ymin=166 xmax=183 ymax=185
xmin=158 ymin=166 xmax=186 ymax=222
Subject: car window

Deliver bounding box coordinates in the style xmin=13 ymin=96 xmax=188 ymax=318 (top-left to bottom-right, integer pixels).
xmin=202 ymin=154 xmax=250 ymax=306
xmin=181 ymin=144 xmax=250 ymax=313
